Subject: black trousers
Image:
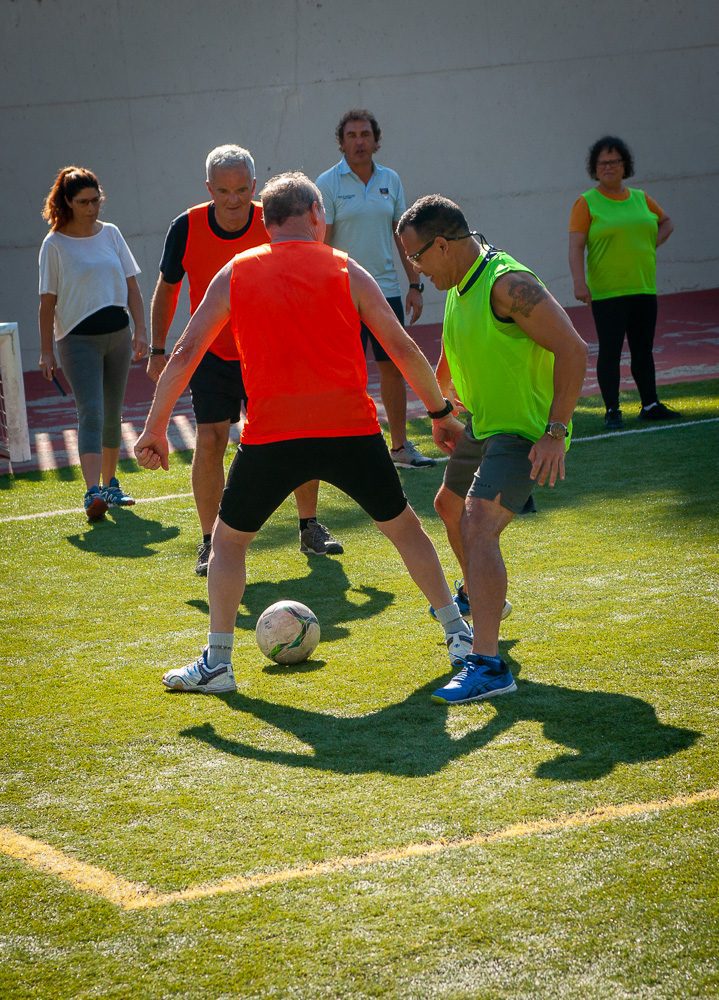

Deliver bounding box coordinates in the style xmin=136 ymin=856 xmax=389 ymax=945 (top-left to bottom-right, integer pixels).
xmin=591 ymin=294 xmax=659 ymax=411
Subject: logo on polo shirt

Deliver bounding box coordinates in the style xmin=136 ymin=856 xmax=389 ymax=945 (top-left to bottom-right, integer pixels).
xmin=379 ymin=187 xmax=389 ymax=198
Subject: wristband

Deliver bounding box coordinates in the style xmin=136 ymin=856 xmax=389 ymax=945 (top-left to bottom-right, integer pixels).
xmin=149 ymin=347 xmax=166 ymax=356
xmin=427 ymin=398 xmax=454 ymax=420
xmin=409 ymin=282 xmax=424 ymax=292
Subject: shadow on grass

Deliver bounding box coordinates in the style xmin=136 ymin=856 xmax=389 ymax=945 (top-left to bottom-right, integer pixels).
xmin=187 ymin=555 xmax=394 ymax=641
xmin=66 ymin=506 xmax=180 ymax=558
xmin=180 ymin=653 xmax=699 ymax=780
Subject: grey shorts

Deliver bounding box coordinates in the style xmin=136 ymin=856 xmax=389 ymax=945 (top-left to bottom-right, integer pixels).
xmin=444 ymin=422 xmax=535 ymax=514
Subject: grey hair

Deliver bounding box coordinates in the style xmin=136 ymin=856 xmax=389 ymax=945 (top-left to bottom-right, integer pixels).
xmin=260 ymin=172 xmax=323 ymax=228
xmin=205 ymin=144 xmax=256 ymax=182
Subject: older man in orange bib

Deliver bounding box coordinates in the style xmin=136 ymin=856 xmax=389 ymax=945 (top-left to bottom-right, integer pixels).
xmin=135 ymin=172 xmax=470 ymax=696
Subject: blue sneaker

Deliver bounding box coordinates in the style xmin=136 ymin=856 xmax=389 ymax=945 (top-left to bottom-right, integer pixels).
xmin=162 ymin=648 xmax=236 ymax=694
xmin=102 ymin=477 xmax=136 ymax=506
xmin=430 ymin=581 xmax=512 ymax=623
xmin=432 ymin=654 xmax=517 ymax=705
xmin=83 ymin=486 xmax=108 ymax=522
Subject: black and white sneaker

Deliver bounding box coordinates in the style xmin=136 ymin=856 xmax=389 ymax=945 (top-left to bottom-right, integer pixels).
xmin=162 ymin=648 xmax=236 ymax=693
xmin=195 ymin=540 xmax=211 ymax=576
xmin=300 ymin=520 xmax=344 ymax=555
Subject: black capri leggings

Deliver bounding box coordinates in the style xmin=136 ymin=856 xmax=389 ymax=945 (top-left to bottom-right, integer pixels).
xmin=590 ymin=293 xmax=659 ymax=411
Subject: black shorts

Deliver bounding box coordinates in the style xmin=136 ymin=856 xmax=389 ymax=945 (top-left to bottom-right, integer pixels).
xmin=189 ymin=351 xmax=247 ymax=425
xmin=360 ymin=296 xmax=404 ymax=363
xmin=219 ymin=433 xmax=408 ymax=532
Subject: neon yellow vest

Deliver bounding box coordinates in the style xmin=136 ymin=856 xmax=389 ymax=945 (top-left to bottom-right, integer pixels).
xmin=584 ymin=187 xmax=658 ymax=300
xmin=443 ymin=248 xmax=567 ymax=444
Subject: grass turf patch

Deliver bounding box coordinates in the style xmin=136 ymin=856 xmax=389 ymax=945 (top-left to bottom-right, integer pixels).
xmin=1 ymin=380 xmax=717 ymax=997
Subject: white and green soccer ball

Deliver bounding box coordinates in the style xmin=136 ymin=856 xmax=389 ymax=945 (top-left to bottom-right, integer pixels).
xmin=255 ymin=600 xmax=320 ymax=664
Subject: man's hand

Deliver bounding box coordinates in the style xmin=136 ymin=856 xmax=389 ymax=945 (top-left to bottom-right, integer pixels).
xmin=405 ymin=287 xmax=424 ymax=325
xmin=39 ymin=350 xmax=56 ymax=381
xmin=432 ymin=414 xmax=465 ymax=454
xmin=528 ymin=434 xmax=566 ymax=487
xmin=146 ymin=354 xmax=168 ymax=383
xmin=134 ymin=428 xmax=170 ymax=471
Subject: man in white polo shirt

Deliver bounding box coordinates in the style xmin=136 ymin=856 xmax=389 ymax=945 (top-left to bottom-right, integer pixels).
xmin=316 ymin=109 xmax=435 ymax=469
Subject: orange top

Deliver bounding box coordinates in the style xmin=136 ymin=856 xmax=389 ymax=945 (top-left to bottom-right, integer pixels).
xmin=229 ymin=241 xmax=380 ymax=444
xmin=183 ymin=201 xmax=269 ymax=360
xmin=569 ymin=189 xmax=664 ymax=233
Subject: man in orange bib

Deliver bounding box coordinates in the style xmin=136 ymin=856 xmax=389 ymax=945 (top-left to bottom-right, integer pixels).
xmin=147 ymin=145 xmax=342 ymax=576
xmin=135 ymin=172 xmax=473 ymax=697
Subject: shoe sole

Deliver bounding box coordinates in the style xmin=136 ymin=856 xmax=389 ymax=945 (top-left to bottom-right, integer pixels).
xmin=85 ymin=497 xmax=108 ymax=522
xmin=300 ymin=545 xmax=344 ymax=556
xmin=107 ymin=499 xmax=136 ymax=506
xmin=392 ymin=461 xmax=436 ymax=469
xmin=162 ymin=677 xmax=236 ymax=694
xmin=431 ymin=679 xmax=517 ymax=705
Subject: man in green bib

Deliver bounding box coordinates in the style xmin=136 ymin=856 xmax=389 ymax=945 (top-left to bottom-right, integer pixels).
xmin=398 ymin=195 xmax=588 ymax=705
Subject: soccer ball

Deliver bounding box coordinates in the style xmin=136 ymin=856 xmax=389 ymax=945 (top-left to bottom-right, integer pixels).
xmin=255 ymin=600 xmax=320 ymax=664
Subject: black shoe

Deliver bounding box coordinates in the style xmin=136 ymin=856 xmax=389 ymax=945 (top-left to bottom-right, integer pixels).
xmin=638 ymin=401 xmax=681 ymax=421
xmin=195 ymin=540 xmax=211 ymax=576
xmin=604 ymin=408 xmax=624 ymax=430
xmin=299 ymin=520 xmax=344 ymax=555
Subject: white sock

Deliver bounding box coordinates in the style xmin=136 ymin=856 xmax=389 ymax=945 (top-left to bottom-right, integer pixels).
xmin=433 ymin=603 xmax=468 ymax=636
xmin=207 ymin=632 xmax=234 ymax=668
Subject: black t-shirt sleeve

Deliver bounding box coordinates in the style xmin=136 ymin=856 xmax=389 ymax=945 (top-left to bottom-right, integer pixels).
xmin=159 ymin=213 xmax=190 ymax=284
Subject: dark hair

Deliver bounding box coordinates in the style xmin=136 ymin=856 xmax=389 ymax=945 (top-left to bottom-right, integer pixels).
xmin=586 ymin=136 xmax=634 ymax=180
xmin=335 ymin=109 xmax=382 ymax=146
xmin=260 ymin=171 xmax=322 ymax=227
xmin=42 ymin=166 xmax=101 ymax=231
xmin=397 ymin=194 xmax=470 ymax=242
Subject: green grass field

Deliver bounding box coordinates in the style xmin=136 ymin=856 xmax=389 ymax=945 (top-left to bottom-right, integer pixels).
xmin=1 ymin=381 xmax=718 ymax=999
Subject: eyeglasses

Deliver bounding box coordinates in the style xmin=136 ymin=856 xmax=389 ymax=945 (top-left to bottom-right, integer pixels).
xmin=72 ymin=195 xmax=103 ymax=206
xmin=406 ymin=231 xmax=479 ymax=264
xmin=596 ymin=158 xmax=623 ymax=168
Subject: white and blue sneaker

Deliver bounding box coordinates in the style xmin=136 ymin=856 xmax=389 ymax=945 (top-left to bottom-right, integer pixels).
xmin=432 ymin=653 xmax=517 ymax=705
xmin=162 ymin=648 xmax=236 ymax=694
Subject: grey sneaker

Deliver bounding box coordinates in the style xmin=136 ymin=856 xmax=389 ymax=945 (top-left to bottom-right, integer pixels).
xmin=300 ymin=520 xmax=344 ymax=555
xmin=162 ymin=648 xmax=236 ymax=694
xmin=195 ymin=540 xmax=211 ymax=576
xmin=390 ymin=441 xmax=436 ymax=469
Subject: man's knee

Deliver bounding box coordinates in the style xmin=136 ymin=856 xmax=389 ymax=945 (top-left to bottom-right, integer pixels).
xmin=461 ymin=496 xmax=513 ymax=545
xmin=212 ymin=517 xmax=255 ymax=554
xmin=434 ymin=485 xmax=463 ymax=525
xmin=195 ymin=421 xmax=231 ymax=461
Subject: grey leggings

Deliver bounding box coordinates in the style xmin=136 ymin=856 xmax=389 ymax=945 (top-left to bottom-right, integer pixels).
xmin=56 ymin=327 xmax=132 ymax=454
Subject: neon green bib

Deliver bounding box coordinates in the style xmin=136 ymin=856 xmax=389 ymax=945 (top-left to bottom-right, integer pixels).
xmin=584 ymin=187 xmax=658 ymax=300
xmin=443 ymin=248 xmax=565 ymax=444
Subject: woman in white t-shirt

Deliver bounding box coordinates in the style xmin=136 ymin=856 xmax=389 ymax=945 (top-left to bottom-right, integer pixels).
xmin=38 ymin=166 xmax=147 ymax=520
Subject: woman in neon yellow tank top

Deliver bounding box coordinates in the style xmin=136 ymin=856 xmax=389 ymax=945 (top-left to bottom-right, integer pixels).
xmin=568 ymin=135 xmax=678 ymax=429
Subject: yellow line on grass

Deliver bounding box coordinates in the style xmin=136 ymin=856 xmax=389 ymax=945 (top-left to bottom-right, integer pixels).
xmin=2 ymin=787 xmax=717 ymax=911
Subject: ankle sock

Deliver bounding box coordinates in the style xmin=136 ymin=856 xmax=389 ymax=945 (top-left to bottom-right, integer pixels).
xmin=299 ymin=518 xmax=316 ymax=532
xmin=207 ymin=632 xmax=234 ymax=668
xmin=434 ymin=602 xmax=466 ymax=636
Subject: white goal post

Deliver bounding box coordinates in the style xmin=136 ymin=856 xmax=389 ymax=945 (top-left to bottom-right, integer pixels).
xmin=0 ymin=322 xmax=31 ymax=464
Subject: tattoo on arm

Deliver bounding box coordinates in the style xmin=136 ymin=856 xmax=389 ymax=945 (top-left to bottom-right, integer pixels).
xmin=507 ymin=277 xmax=547 ymax=318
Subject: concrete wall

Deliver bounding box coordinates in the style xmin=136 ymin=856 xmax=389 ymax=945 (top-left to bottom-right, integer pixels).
xmin=2 ymin=0 xmax=717 ymax=369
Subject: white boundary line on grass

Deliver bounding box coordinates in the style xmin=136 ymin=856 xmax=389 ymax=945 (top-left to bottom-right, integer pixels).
xmin=1 ymin=416 xmax=717 ymax=525
xmin=1 ymin=787 xmax=717 ymax=910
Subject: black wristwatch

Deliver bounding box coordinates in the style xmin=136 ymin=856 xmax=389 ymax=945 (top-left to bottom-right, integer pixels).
xmin=409 ymin=282 xmax=424 ymax=293
xmin=428 ymin=398 xmax=454 ymax=420
xmin=149 ymin=347 xmax=166 ymax=356
xmin=545 ymin=421 xmax=569 ymax=439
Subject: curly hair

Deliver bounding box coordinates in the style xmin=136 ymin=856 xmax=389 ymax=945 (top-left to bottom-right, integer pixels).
xmin=335 ymin=109 xmax=381 ymax=147
xmin=586 ymin=136 xmax=634 ymax=180
xmin=42 ymin=166 xmax=101 ymax=231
